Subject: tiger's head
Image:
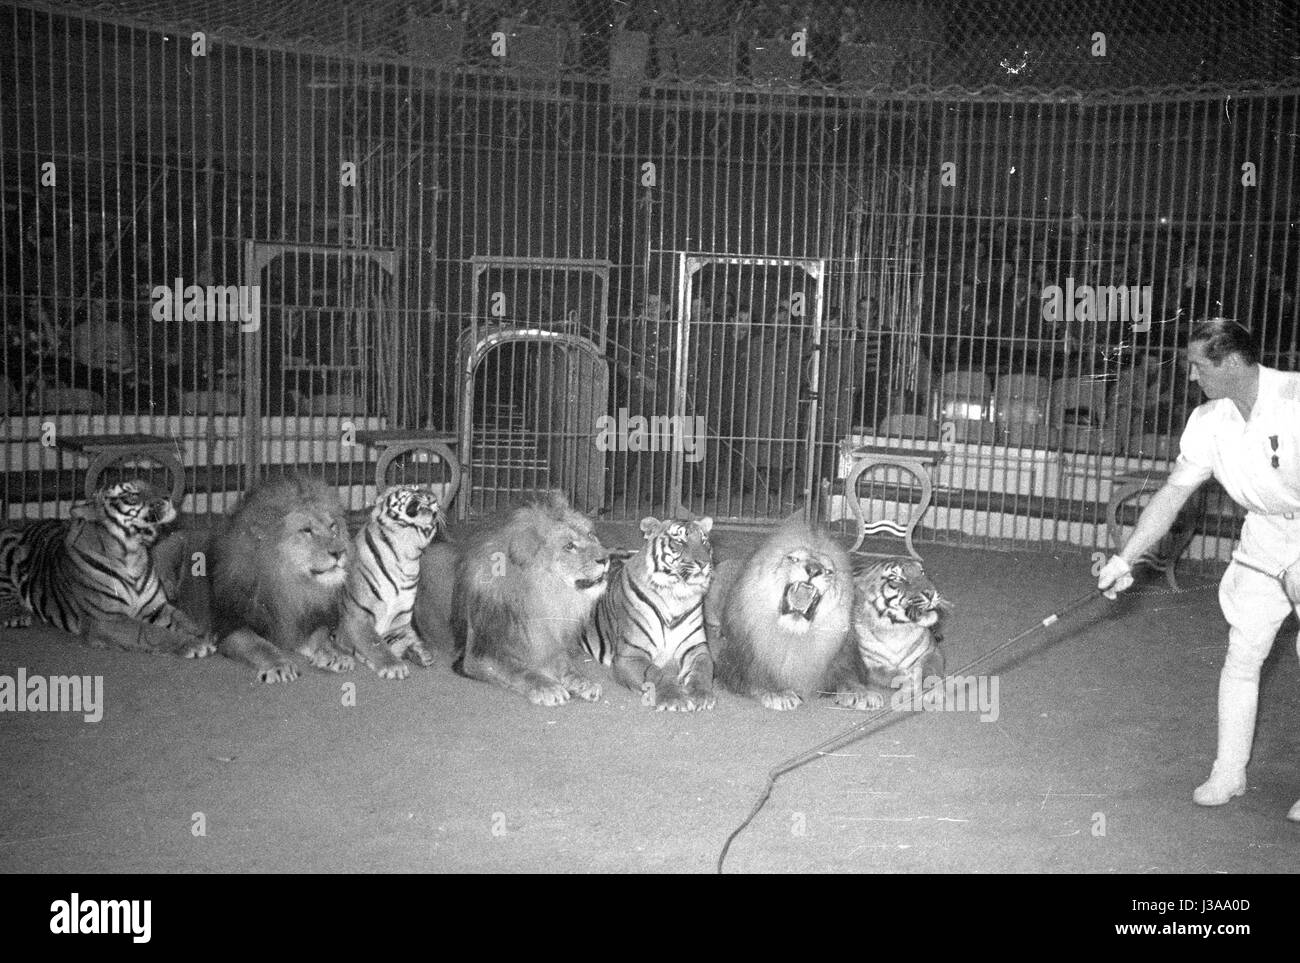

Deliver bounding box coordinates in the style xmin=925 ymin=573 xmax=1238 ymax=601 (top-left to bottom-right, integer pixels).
xmin=636 ymin=516 xmax=713 ymax=594
xmin=854 ymin=558 xmax=949 ymax=629
xmin=372 ymin=484 xmax=441 ymax=544
xmin=73 ymin=480 xmax=177 ymax=549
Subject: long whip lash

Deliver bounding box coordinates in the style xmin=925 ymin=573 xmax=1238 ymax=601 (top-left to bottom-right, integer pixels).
xmin=715 ymin=588 xmax=1105 ymax=873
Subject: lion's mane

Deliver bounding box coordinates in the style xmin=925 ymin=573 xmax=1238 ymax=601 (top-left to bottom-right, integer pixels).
xmin=418 ymin=490 xmax=609 ymax=671
xmin=209 ymin=473 xmax=351 ymax=649
xmin=709 ymin=518 xmax=855 ymax=697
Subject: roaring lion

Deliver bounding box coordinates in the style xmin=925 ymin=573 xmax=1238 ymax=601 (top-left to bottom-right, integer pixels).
xmin=705 ymin=518 xmax=871 ymax=710
xmin=209 ymin=473 xmax=354 ymax=683
xmin=414 ymin=490 xmax=610 ymax=706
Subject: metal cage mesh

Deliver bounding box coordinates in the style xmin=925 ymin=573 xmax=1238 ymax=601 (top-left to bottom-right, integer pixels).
xmin=23 ymin=0 xmax=1300 ymax=95
xmin=2 ymin=0 xmax=1297 ymax=563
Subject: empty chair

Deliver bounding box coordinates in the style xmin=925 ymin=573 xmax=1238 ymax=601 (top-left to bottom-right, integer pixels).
xmin=936 ymin=369 xmax=993 ymax=442
xmin=937 ymin=369 xmax=991 ymax=421
xmin=37 ymin=388 xmax=106 ymax=415
xmin=994 ymin=375 xmax=1049 ymax=447
xmin=877 ymin=413 xmax=940 ymax=441
xmin=995 ymin=374 xmax=1049 ymax=406
xmin=1050 ymin=376 xmax=1110 ymax=428
xmin=1051 ymin=375 xmax=1113 ymax=452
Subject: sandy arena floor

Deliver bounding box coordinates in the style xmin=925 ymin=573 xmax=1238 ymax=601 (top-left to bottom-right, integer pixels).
xmin=1 ymin=526 xmax=1296 ymax=873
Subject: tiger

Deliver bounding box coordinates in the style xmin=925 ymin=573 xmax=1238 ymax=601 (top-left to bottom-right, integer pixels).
xmin=849 ymin=557 xmax=950 ymax=710
xmin=337 ymin=484 xmax=442 ymax=680
xmin=581 ymin=515 xmax=715 ymax=711
xmin=0 ymin=480 xmax=215 ymax=657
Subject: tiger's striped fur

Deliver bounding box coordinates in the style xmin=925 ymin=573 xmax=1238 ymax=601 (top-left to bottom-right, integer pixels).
xmin=0 ymin=481 xmax=214 ymax=656
xmin=850 ymin=557 xmax=949 ymax=709
xmin=582 ymin=516 xmax=715 ymax=710
xmin=338 ymin=485 xmax=441 ymax=679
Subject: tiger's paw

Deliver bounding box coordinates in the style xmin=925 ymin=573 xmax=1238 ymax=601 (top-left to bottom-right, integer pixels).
xmin=527 ymin=680 xmax=573 ymax=707
xmin=759 ymin=690 xmax=803 ymax=711
xmin=374 ymin=660 xmax=411 ymax=681
xmin=684 ymin=685 xmax=716 ymax=711
xmin=651 ymin=683 xmax=692 ymax=712
xmin=258 ymin=661 xmax=299 ymax=684
xmin=404 ymin=641 xmax=436 ymax=668
xmin=563 ymin=672 xmax=602 ymax=702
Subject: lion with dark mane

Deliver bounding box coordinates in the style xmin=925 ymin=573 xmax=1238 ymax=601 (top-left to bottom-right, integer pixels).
xmin=414 ymin=490 xmax=610 ymax=706
xmin=209 ymin=473 xmax=353 ymax=683
xmin=706 ymin=518 xmax=871 ymax=711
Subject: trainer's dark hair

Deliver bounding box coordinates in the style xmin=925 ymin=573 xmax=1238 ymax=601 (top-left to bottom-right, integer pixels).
xmin=1189 ymin=318 xmax=1258 ymax=365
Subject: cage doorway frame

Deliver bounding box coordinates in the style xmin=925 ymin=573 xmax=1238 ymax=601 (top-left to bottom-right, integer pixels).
xmin=671 ymin=252 xmax=828 ymax=524
xmin=457 ymin=326 xmax=608 ymax=521
xmin=241 ymin=241 xmax=398 ymax=484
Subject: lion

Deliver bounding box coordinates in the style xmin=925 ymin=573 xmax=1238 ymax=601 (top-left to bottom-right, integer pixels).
xmin=208 ymin=473 xmax=354 ymax=683
xmin=413 ymin=490 xmax=610 ymax=706
xmin=705 ymin=518 xmax=871 ymax=710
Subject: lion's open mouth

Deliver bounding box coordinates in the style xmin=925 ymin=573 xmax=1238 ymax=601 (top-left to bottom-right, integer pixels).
xmin=781 ymin=580 xmax=822 ymax=620
xmin=311 ymin=564 xmax=346 ymax=581
xmin=574 ymin=572 xmax=605 ymax=591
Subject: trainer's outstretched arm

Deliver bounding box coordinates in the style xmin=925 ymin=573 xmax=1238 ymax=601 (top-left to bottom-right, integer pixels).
xmin=1117 ymin=481 xmax=1201 ymax=563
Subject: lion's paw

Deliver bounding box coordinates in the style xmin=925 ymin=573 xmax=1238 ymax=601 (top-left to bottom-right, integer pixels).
xmin=259 ymin=662 xmax=299 ymax=684
xmin=565 ymin=674 xmax=602 ymax=702
xmin=834 ymin=687 xmax=883 ymax=710
xmin=527 ymin=681 xmax=572 ymax=707
xmin=760 ymin=690 xmax=803 ymax=711
xmin=180 ymin=635 xmax=218 ymax=659
xmin=2 ymin=613 xmax=33 ymax=629
xmin=322 ymin=653 xmax=356 ymax=673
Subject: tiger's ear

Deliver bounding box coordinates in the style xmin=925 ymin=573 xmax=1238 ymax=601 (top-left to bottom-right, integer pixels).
xmin=695 ymin=516 xmax=713 ymax=535
xmin=70 ymin=491 xmax=107 ymax=521
xmin=639 ymin=516 xmax=662 ymax=538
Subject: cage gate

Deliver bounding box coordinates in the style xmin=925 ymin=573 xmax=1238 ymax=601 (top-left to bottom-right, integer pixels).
xmin=672 ymin=253 xmax=827 ymax=525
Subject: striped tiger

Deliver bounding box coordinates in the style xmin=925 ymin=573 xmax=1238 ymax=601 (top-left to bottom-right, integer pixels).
xmin=850 ymin=557 xmax=950 ymax=709
xmin=0 ymin=480 xmax=214 ymax=657
xmin=337 ymin=484 xmax=442 ymax=679
xmin=581 ymin=516 xmax=715 ymax=711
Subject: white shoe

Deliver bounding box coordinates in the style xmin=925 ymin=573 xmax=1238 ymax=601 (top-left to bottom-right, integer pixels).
xmin=1288 ymin=799 xmax=1300 ymax=823
xmin=1193 ymin=767 xmax=1247 ymax=806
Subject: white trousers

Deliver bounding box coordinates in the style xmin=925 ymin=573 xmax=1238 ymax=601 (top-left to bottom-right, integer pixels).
xmin=1213 ymin=512 xmax=1300 ymax=774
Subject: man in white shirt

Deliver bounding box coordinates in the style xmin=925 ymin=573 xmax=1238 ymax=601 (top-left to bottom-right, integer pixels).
xmin=1098 ymin=318 xmax=1300 ymax=821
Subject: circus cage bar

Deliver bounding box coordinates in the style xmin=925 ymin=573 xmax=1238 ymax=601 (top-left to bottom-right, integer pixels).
xmin=1 ymin=0 xmax=1297 ymax=563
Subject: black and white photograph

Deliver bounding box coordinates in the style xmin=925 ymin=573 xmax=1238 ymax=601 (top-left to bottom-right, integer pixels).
xmin=0 ymin=0 xmax=1296 ymax=899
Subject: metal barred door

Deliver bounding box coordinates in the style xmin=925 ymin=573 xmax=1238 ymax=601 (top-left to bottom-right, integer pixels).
xmin=671 ymin=253 xmax=826 ymax=524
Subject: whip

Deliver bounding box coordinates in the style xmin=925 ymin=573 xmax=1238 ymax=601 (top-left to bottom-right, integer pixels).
xmin=716 ymin=587 xmax=1106 ymax=874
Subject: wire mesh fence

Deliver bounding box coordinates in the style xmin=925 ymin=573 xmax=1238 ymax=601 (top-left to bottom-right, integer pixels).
xmin=2 ymin=0 xmax=1297 ymax=564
